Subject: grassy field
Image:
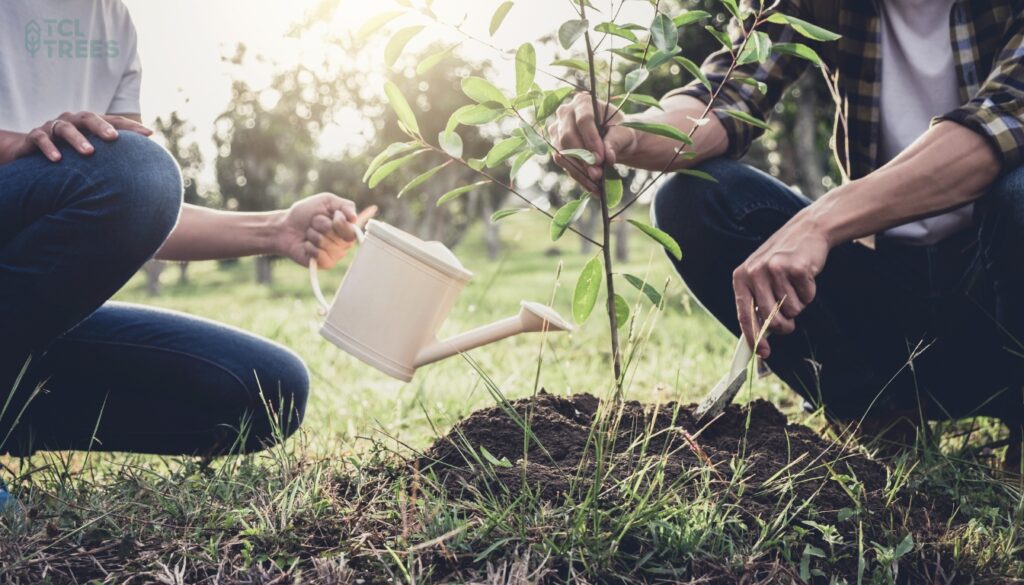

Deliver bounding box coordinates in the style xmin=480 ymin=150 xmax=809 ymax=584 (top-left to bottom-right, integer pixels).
xmin=2 ymin=213 xmax=1024 ymax=583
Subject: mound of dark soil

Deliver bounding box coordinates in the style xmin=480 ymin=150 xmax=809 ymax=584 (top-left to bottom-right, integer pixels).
xmin=424 ymin=392 xmax=887 ymax=514
xmin=418 ymin=392 xmax=966 ymax=581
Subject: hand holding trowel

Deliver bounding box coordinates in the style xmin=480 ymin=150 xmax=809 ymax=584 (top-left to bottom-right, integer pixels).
xmin=694 ymin=305 xmax=777 ymax=424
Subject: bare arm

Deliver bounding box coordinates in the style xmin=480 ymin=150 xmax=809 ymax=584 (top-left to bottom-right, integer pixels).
xmin=804 ymin=122 xmax=1000 ymax=245
xmin=733 ymin=121 xmax=1001 ymax=357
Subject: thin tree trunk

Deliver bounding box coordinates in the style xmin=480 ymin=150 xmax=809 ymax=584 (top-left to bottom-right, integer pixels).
xmin=614 ymin=218 xmax=629 ymax=262
xmin=255 ymin=256 xmax=273 ymax=285
xmin=178 ymin=262 xmax=189 ymax=285
xmin=482 ymin=195 xmax=501 ymax=260
xmin=579 ymin=205 xmax=598 ymax=255
xmin=143 ymin=260 xmax=165 ymax=296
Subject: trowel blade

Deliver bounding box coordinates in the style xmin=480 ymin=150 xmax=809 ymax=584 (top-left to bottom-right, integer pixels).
xmin=694 ymin=367 xmax=748 ymax=424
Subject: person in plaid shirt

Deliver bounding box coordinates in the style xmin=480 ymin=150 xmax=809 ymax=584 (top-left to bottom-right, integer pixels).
xmin=550 ymin=0 xmax=1024 ymax=460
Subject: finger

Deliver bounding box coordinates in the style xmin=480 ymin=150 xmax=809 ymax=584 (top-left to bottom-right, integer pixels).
xmin=103 ymin=115 xmax=153 ymax=136
xmin=604 ymin=126 xmax=635 ymax=166
xmin=331 ymin=212 xmax=359 ymax=243
xmin=750 ymin=276 xmax=785 ymax=355
xmin=79 ymin=112 xmax=118 ymax=140
xmin=55 ymin=122 xmax=95 ymax=155
xmin=552 ymin=152 xmax=597 ymax=192
xmin=28 ymin=129 xmax=61 ymax=162
xmin=354 ymin=205 xmax=378 ymax=227
xmin=572 ymin=96 xmax=605 ymax=164
xmin=305 ymin=241 xmax=332 ymax=269
xmin=311 ymin=214 xmax=334 ymax=235
xmin=769 ymin=271 xmax=806 ymax=320
xmin=306 ymin=227 xmax=324 ymax=247
xmin=734 ymin=283 xmax=759 ymax=353
xmin=793 ymin=272 xmax=817 ymax=306
xmin=555 ymin=105 xmax=584 ymax=152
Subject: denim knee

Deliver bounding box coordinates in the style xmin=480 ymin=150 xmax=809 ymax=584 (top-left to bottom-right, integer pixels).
xmin=73 ymin=132 xmax=183 ymax=256
xmin=243 ymin=343 xmax=310 ymax=450
xmin=977 ymin=166 xmax=1024 ymax=263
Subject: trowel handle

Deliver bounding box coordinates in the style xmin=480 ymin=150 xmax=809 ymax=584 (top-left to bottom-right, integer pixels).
xmin=726 ymin=336 xmax=756 ymax=381
xmin=309 ymin=223 xmax=366 ymax=314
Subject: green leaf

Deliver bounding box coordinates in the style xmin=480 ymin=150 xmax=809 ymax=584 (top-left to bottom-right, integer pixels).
xmin=620 ymin=121 xmax=692 ymax=145
xmin=646 ymin=48 xmax=679 ymax=70
xmin=515 ymin=43 xmax=536 ymax=96
xmin=383 ymin=81 xmax=420 ymax=136
xmin=509 ymin=150 xmax=533 ymax=180
xmin=397 ymin=161 xmax=448 ymax=198
xmin=772 ymin=42 xmax=822 ymax=66
xmin=363 ymin=141 xmax=417 ymax=182
xmin=595 ymin=21 xmax=637 ymax=43
xmin=737 ymin=31 xmax=772 ymax=65
xmin=721 ymin=108 xmax=771 ymax=130
xmin=719 ymin=0 xmax=742 ymax=21
xmin=367 ymin=148 xmax=427 ymax=188
xmin=623 ymin=93 xmax=663 ymax=110
xmin=650 ymin=13 xmax=678 ymax=52
xmin=355 ymin=10 xmax=403 ymax=41
xmin=461 ymin=77 xmax=510 ymax=107
xmin=384 ymin=25 xmax=425 ymax=67
xmin=520 ymin=124 xmax=548 ymax=155
xmin=550 ymin=58 xmax=589 ymax=72
xmin=448 ymin=103 xmax=505 ymax=132
xmin=491 ymin=208 xmax=526 ymax=222
xmin=624 ymin=68 xmax=650 ymax=93
xmin=734 ymin=76 xmax=768 ymax=94
xmin=537 ymin=87 xmax=573 ymax=120
xmin=561 ymin=148 xmax=597 ymax=165
xmin=766 ymin=12 xmax=841 ymax=42
xmin=558 ymin=19 xmax=588 ymax=49
xmin=613 ymin=294 xmax=630 ymax=328
xmin=604 ymin=176 xmax=623 ymax=207
xmin=675 ymin=56 xmax=711 ymax=91
xmin=679 ymin=168 xmax=719 ymax=183
xmin=573 ymin=256 xmax=603 ymax=323
xmin=551 ymin=196 xmax=589 ymax=241
xmin=437 ymin=180 xmax=490 ymax=205
xmin=439 ymin=130 xmax=463 ymax=158
xmin=705 ymin=25 xmax=732 ymax=50
xmin=489 ymin=1 xmax=514 ymax=36
xmin=480 ymin=445 xmax=513 ymax=467
xmin=893 ymin=534 xmax=914 ymax=558
xmin=623 ymin=273 xmax=663 ymax=307
xmin=628 ymin=219 xmax=682 ymax=260
xmin=672 ymin=10 xmax=711 ymax=28
xmin=416 ymin=45 xmax=456 ymax=75
xmin=485 ymin=136 xmax=526 ymax=168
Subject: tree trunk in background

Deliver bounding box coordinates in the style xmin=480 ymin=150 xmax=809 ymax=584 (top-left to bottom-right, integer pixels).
xmin=792 ymin=76 xmax=826 ymax=199
xmin=178 ymin=262 xmax=189 ymax=285
xmin=481 ymin=194 xmax=501 ymax=260
xmin=143 ymin=260 xmax=164 ymax=296
xmin=256 ymin=256 xmax=273 ymax=285
xmin=614 ymin=218 xmax=629 ymax=262
xmin=579 ymin=205 xmax=598 ymax=254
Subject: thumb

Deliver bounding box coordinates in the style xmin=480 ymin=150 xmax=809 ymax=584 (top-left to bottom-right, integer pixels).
xmin=604 ymin=126 xmax=636 ymax=166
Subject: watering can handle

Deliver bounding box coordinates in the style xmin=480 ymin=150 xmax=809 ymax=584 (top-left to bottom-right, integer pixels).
xmin=309 ymin=223 xmax=366 ymax=314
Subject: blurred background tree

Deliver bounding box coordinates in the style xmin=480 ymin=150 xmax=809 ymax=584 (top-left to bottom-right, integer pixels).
xmin=142 ymin=0 xmax=839 ymax=288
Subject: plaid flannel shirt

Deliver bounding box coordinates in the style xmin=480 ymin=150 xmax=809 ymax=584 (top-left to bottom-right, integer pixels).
xmin=666 ymin=0 xmax=1024 ymax=179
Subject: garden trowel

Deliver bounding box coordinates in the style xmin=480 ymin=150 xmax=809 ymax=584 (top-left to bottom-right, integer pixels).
xmin=693 ymin=336 xmax=755 ymax=424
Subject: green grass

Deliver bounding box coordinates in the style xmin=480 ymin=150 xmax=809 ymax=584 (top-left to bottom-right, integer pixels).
xmin=2 ymin=213 xmax=1023 ymax=583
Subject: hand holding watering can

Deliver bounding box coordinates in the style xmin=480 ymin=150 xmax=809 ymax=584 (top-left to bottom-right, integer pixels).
xmin=309 ymin=218 xmax=573 ymax=382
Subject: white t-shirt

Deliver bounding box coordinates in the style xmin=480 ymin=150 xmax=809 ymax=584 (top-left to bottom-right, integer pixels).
xmin=878 ymin=0 xmax=967 ymax=245
xmin=0 ymin=0 xmax=141 ymax=133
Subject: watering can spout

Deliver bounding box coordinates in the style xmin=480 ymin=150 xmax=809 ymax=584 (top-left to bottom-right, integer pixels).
xmin=413 ymin=301 xmax=573 ymax=368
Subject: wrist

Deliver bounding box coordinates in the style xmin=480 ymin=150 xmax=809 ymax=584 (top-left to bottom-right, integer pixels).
xmin=258 ymin=210 xmax=289 ymax=256
xmin=794 ymin=202 xmax=841 ymax=249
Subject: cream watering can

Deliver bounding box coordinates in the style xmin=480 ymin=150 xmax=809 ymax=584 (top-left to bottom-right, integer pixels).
xmin=309 ymin=219 xmax=573 ymax=382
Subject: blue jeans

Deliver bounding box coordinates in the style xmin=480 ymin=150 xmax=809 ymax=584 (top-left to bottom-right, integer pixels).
xmin=0 ymin=132 xmax=308 ymax=456
xmin=653 ymin=159 xmax=1024 ymax=423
